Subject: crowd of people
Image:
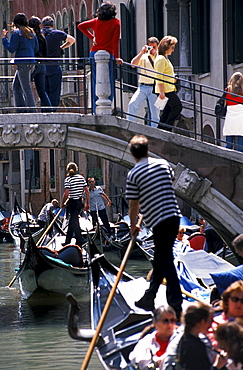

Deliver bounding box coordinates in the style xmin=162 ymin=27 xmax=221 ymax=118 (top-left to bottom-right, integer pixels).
xmin=1 ymin=12 xmax=75 ymax=112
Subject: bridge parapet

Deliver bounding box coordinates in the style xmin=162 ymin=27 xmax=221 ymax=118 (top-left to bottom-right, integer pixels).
xmin=0 ymin=113 xmax=243 ymax=248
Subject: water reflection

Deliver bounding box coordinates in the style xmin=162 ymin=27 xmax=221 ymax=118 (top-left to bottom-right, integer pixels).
xmin=0 ymin=242 xmax=151 ymax=369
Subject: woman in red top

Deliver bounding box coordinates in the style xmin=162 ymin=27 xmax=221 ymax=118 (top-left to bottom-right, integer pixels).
xmin=78 ymin=2 xmax=122 ymax=113
xmin=223 ymin=72 xmax=243 ymax=152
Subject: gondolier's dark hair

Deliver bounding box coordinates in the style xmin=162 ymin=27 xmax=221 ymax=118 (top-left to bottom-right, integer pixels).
xmin=153 ymin=305 xmax=176 ymax=323
xmin=66 ymin=162 xmax=78 ymax=177
xmin=129 ymin=135 xmax=148 ymax=159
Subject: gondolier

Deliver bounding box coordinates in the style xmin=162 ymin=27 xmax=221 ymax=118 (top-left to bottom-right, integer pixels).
xmin=61 ymin=162 xmax=90 ymax=247
xmin=126 ymin=134 xmax=183 ymax=321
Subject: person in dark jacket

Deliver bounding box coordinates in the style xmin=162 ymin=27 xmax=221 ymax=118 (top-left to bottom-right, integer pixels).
xmin=28 ymin=16 xmax=52 ymax=112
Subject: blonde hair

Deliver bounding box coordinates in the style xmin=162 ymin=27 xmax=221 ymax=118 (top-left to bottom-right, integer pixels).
xmin=228 ymin=72 xmax=243 ymax=95
xmin=66 ymin=162 xmax=78 ymax=177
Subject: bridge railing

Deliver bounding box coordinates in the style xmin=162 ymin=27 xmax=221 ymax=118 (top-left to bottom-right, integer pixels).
xmin=113 ymin=60 xmax=243 ymax=151
xmin=0 ymin=55 xmax=243 ymax=151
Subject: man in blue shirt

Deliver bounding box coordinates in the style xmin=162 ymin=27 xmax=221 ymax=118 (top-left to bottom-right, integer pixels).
xmin=88 ymin=177 xmax=112 ymax=236
xmin=41 ymin=16 xmax=75 ymax=110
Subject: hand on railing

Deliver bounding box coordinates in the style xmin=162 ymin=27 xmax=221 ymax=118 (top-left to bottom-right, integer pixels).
xmin=115 ymin=58 xmax=123 ymax=65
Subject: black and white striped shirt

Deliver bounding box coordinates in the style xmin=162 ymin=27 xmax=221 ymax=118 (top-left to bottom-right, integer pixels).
xmin=64 ymin=174 xmax=87 ymax=199
xmin=126 ymin=157 xmax=181 ymax=228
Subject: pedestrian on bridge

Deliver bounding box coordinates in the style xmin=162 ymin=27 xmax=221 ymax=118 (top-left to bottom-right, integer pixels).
xmin=154 ymin=36 xmax=182 ymax=131
xmin=77 ymin=1 xmax=123 ymax=114
xmin=127 ymin=37 xmax=160 ymax=127
xmin=41 ymin=16 xmax=76 ymax=111
xmin=28 ymin=16 xmax=52 ymax=112
xmin=223 ymin=72 xmax=243 ymax=152
xmin=2 ymin=13 xmax=38 ymax=113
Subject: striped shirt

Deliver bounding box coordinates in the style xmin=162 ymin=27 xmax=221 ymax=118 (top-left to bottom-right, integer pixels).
xmin=126 ymin=157 xmax=181 ymax=228
xmin=64 ymin=174 xmax=87 ymax=199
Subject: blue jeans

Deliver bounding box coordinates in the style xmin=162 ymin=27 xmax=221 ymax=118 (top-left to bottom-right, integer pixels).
xmin=13 ymin=64 xmax=37 ymax=112
xmin=90 ymin=51 xmax=114 ymax=114
xmin=226 ymin=136 xmax=243 ymax=152
xmin=127 ymin=83 xmax=160 ymax=127
xmin=32 ymin=64 xmax=52 ymax=112
xmin=45 ymin=65 xmax=62 ymax=111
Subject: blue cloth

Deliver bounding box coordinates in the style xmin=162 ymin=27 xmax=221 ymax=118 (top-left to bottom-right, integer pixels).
xmin=2 ymin=29 xmax=38 ymax=63
xmin=41 ymin=28 xmax=67 ymax=57
xmin=13 ymin=64 xmax=37 ymax=112
xmin=32 ymin=64 xmax=52 ymax=111
xmin=210 ymin=265 xmax=243 ymax=294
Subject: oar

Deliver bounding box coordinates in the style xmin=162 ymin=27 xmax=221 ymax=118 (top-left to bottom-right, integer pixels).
xmin=181 ymin=288 xmax=206 ymax=304
xmin=80 ymin=215 xmax=143 ymax=370
xmin=36 ymin=206 xmax=65 ymax=247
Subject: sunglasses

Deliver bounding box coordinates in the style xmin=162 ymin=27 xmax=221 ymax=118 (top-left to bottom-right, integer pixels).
xmin=88 ymin=181 xmax=95 ymax=183
xmin=161 ymin=318 xmax=177 ymax=324
xmin=230 ymin=296 xmax=243 ymax=304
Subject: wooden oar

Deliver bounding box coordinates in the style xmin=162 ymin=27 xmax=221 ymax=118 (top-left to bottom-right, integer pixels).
xmin=36 ymin=206 xmax=65 ymax=247
xmin=80 ymin=215 xmax=143 ymax=370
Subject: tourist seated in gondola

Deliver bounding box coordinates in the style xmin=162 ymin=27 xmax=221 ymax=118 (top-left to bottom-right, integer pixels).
xmin=208 ymin=280 xmax=243 ymax=347
xmin=161 ymin=303 xmax=227 ymax=370
xmin=215 ymin=318 xmax=243 ymax=370
xmin=37 ymin=199 xmax=59 ymax=228
xmin=176 ymin=226 xmax=190 ymax=247
xmin=129 ymin=305 xmax=178 ymax=370
xmin=232 ymin=234 xmax=243 ymax=258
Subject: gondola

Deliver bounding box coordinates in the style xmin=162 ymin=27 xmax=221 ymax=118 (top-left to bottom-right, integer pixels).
xmin=9 ymin=198 xmax=45 ymax=249
xmin=14 ymin=232 xmax=90 ymax=299
xmin=66 ymin=237 xmax=213 ymax=370
xmin=0 ymin=204 xmax=12 ymax=242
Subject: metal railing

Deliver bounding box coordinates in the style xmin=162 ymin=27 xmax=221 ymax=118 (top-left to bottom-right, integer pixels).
xmin=0 ymin=56 xmax=242 ymax=151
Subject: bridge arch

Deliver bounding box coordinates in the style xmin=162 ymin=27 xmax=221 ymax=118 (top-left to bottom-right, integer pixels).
xmin=1 ymin=113 xmax=243 ymax=247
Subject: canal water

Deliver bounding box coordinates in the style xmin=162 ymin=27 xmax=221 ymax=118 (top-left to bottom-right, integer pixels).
xmin=0 ymin=241 xmax=151 ymax=369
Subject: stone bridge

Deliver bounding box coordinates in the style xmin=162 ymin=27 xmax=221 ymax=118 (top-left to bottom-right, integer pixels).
xmin=1 ymin=113 xmax=243 ymax=248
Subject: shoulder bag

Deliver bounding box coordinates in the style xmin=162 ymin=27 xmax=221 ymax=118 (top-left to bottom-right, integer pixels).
xmin=214 ymin=92 xmax=227 ymax=117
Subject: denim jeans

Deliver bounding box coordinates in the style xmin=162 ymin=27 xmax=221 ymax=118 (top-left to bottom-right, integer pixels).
xmin=226 ymin=135 xmax=243 ymax=152
xmin=127 ymin=84 xmax=160 ymax=127
xmin=45 ymin=65 xmax=62 ymax=111
xmin=31 ymin=64 xmax=52 ymax=112
xmin=90 ymin=51 xmax=114 ymax=114
xmin=13 ymin=64 xmax=37 ymax=112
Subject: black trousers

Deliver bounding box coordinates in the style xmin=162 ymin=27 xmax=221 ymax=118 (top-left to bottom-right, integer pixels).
xmin=160 ymin=91 xmax=182 ymax=130
xmin=146 ymin=216 xmax=182 ymax=317
xmin=65 ymin=198 xmax=84 ymax=246
xmin=90 ymin=209 xmax=111 ymax=235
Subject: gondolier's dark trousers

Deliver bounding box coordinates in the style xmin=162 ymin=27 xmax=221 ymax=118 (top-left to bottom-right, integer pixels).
xmin=65 ymin=198 xmax=84 ymax=247
xmin=147 ymin=215 xmax=182 ymax=318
